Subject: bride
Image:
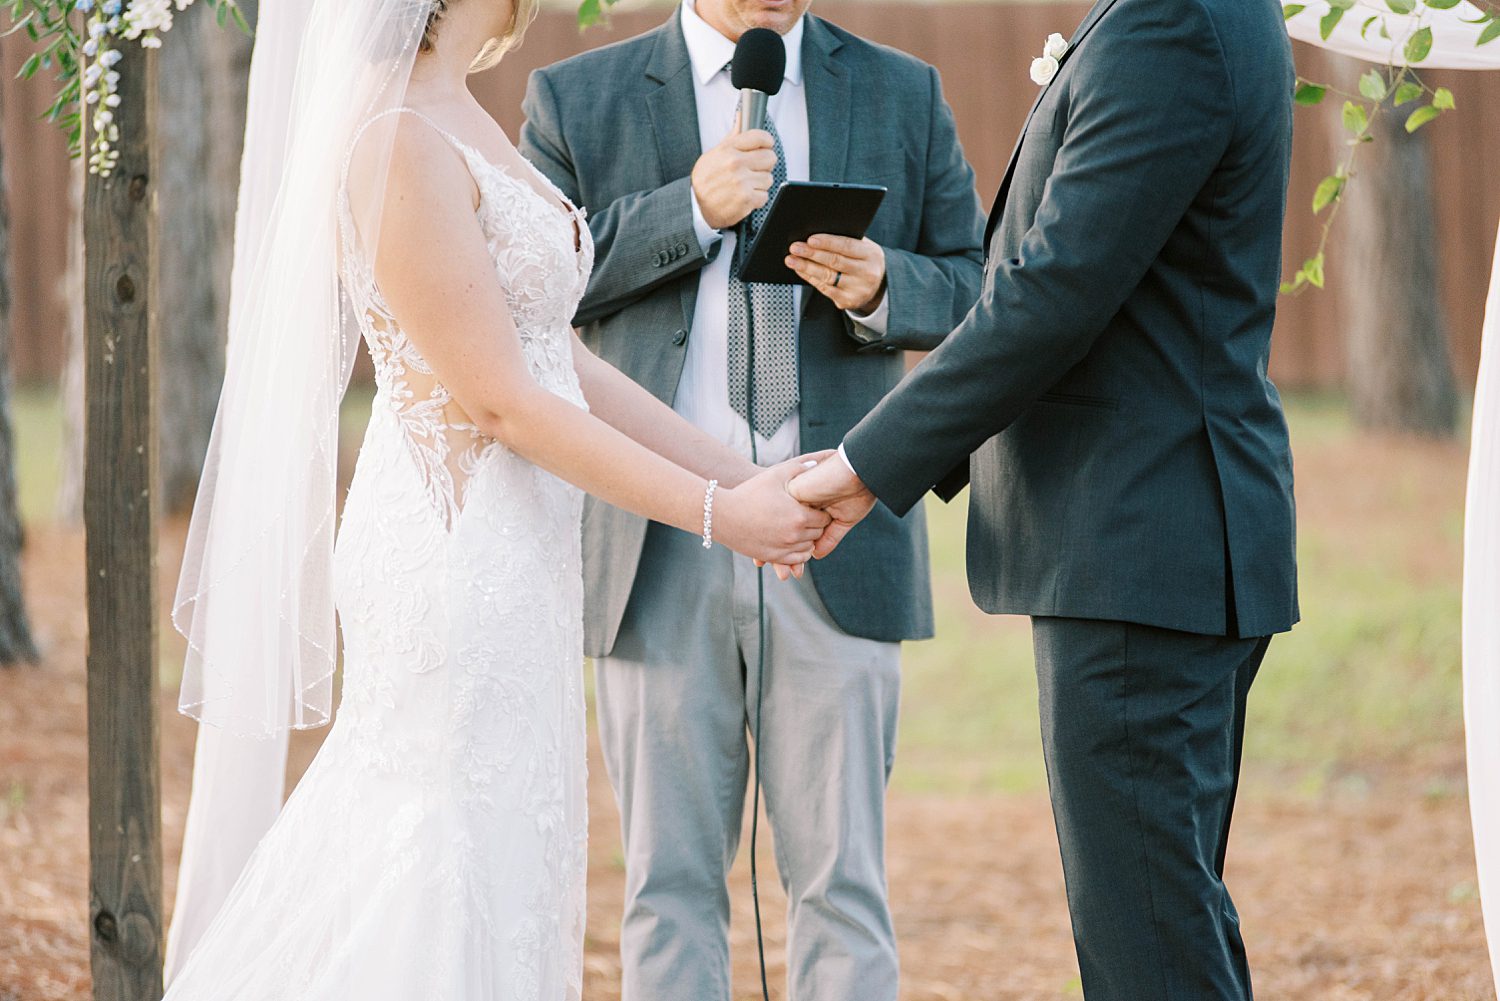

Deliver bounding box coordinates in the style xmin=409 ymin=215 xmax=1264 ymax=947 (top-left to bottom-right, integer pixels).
xmin=163 ymin=0 xmax=829 ymax=996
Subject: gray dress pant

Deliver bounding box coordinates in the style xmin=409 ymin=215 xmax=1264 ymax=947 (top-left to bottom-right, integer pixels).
xmin=596 ymin=520 xmax=902 ymax=1001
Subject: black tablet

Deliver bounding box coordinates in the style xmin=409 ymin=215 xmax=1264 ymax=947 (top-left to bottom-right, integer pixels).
xmin=738 ymin=181 xmax=888 ymax=286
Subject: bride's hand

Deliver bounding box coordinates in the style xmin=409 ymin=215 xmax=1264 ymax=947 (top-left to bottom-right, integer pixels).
xmin=714 ymin=461 xmax=833 ymax=568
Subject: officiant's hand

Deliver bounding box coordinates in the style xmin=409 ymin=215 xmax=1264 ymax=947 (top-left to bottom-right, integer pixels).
xmin=692 ymin=126 xmax=778 ymax=231
xmin=716 ymin=461 xmax=832 ymax=569
xmin=786 ymin=235 xmax=887 ymax=315
xmin=787 ymin=455 xmax=877 ymax=559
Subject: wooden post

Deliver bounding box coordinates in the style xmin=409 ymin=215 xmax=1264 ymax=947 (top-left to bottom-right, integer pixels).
xmin=84 ymin=37 xmax=163 ymax=1001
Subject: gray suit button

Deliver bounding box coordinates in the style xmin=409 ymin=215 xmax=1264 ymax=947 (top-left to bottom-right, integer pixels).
xmin=672 ymin=329 xmax=688 ymax=346
xmin=652 ymin=253 xmax=664 ymax=267
xmin=676 ymin=242 xmax=689 ymax=257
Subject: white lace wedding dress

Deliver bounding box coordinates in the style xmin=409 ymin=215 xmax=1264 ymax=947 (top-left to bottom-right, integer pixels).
xmin=164 ymin=108 xmax=596 ymax=1000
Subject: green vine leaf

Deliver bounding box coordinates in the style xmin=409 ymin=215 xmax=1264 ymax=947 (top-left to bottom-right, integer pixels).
xmin=1342 ymin=100 xmax=1369 ymax=135
xmin=1320 ymin=7 xmax=1347 ymax=38
xmin=1386 ymin=0 xmax=1416 ymax=13
xmin=1405 ymin=24 xmax=1435 ymax=61
xmin=1313 ymin=174 xmax=1345 ymax=213
xmin=1283 ymin=3 xmax=1307 ymax=19
xmin=1405 ymin=104 xmax=1444 ymax=132
xmin=1294 ymin=82 xmax=1329 ymax=105
xmin=1393 ymin=80 xmax=1425 ymax=105
xmin=1432 ymin=86 xmax=1455 ymax=110
xmin=1480 ymin=18 xmax=1500 ymax=46
xmin=1358 ymin=69 xmax=1389 ymax=100
xmin=1424 ymin=0 xmax=1463 ymax=8
xmin=1304 ymin=253 xmax=1327 ymax=289
xmin=578 ymin=0 xmax=623 ymax=28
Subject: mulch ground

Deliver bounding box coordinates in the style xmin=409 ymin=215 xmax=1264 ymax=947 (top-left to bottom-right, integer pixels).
xmin=1 ymin=523 xmax=1494 ymax=1001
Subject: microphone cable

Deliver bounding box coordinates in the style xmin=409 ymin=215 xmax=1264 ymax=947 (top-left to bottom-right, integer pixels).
xmin=735 ymin=215 xmax=774 ymax=1001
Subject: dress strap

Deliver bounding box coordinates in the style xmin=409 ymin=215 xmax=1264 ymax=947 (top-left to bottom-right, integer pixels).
xmin=348 ymin=106 xmax=482 ymax=164
xmin=386 ymin=106 xmax=479 ymax=160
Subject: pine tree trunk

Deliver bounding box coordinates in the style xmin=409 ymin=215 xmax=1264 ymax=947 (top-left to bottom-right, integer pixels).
xmin=1337 ymin=61 xmax=1459 ymax=437
xmin=155 ymin=1 xmax=255 ymax=515
xmin=0 ymin=84 xmax=40 ymax=665
xmin=58 ymin=162 xmax=85 ymax=524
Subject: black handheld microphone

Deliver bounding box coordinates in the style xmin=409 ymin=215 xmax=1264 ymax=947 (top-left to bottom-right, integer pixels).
xmin=731 ymin=27 xmax=787 ymax=134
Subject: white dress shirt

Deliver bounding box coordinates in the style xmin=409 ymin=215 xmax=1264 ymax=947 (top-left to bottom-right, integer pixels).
xmin=675 ymin=0 xmax=888 ymax=466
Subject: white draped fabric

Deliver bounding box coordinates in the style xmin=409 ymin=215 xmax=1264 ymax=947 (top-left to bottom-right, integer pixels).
xmin=1288 ymin=1 xmax=1500 ymax=989
xmin=1286 ymin=1 xmax=1500 ymax=70
xmin=1468 ymin=225 xmax=1500 ymax=991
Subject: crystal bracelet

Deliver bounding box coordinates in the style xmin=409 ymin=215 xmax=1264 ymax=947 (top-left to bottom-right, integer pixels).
xmin=702 ymin=479 xmax=718 ymax=550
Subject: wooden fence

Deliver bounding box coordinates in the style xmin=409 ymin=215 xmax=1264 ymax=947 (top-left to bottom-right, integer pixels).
xmin=3 ymin=2 xmax=1498 ymax=388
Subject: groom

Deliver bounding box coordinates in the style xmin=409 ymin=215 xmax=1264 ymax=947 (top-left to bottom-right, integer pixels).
xmin=794 ymin=0 xmax=1298 ymax=997
xmin=520 ymin=1 xmax=985 ymax=998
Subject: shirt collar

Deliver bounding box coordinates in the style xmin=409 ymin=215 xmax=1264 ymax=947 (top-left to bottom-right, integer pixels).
xmin=680 ymin=1 xmax=805 ymax=88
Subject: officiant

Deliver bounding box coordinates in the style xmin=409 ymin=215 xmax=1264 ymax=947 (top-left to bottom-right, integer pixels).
xmin=520 ymin=1 xmax=984 ymax=997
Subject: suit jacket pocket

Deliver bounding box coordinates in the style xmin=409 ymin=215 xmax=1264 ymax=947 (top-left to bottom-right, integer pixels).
xmin=1037 ymin=391 xmax=1119 ymax=411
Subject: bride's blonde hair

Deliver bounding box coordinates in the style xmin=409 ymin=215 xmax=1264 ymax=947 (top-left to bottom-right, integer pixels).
xmin=421 ymin=0 xmax=539 ymax=71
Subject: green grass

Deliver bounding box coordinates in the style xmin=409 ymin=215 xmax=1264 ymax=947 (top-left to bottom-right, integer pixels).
xmin=13 ymin=384 xmax=65 ymax=527
xmin=13 ymin=388 xmax=1468 ymax=798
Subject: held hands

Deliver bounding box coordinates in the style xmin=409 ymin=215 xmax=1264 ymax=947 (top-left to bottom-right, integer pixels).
xmin=691 ymin=126 xmax=777 ymax=231
xmin=787 ymin=235 xmax=888 ymax=315
xmin=714 ymin=458 xmax=832 ymax=572
xmin=786 ymin=455 xmax=877 ymax=560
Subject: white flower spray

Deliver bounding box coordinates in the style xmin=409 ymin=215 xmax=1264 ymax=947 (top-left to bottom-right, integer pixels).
xmin=64 ymin=0 xmax=237 ymax=176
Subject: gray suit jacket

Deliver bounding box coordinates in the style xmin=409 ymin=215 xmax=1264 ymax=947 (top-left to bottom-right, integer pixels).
xmin=521 ymin=13 xmax=986 ymax=657
xmin=844 ymin=0 xmax=1299 ymax=639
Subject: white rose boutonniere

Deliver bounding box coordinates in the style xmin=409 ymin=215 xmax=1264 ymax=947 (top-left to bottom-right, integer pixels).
xmin=1030 ymin=32 xmax=1070 ymax=87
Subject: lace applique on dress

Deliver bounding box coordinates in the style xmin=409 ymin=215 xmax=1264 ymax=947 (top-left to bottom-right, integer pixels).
xmin=337 ymin=107 xmax=594 ymax=531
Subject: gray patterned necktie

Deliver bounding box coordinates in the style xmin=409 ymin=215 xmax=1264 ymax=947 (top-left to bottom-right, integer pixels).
xmin=727 ymin=110 xmax=799 ymax=439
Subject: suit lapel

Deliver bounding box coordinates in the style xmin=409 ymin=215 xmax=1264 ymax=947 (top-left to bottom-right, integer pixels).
xmin=644 ymin=16 xmax=705 ymax=330
xmin=803 ymin=17 xmax=850 ymax=184
xmin=982 ymin=0 xmax=1128 ymax=247
xmin=645 ymin=18 xmax=702 ymax=192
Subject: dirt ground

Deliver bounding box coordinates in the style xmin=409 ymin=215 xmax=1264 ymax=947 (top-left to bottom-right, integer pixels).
xmin=0 ymin=523 xmax=1494 ymax=1001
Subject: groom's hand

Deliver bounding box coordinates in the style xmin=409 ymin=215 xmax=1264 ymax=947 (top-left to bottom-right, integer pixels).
xmin=788 ymin=455 xmax=877 ymax=559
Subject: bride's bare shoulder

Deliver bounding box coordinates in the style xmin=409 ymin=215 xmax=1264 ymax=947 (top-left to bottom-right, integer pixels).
xmin=346 ymin=110 xmax=480 ymax=227
xmin=388 ymin=114 xmax=475 ymax=195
